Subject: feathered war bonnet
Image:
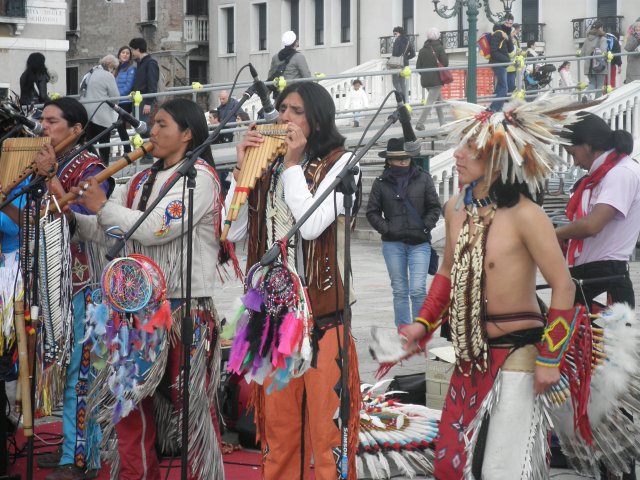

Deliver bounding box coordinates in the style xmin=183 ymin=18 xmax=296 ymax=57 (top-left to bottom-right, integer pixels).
xmin=444 ymin=94 xmax=585 ymax=196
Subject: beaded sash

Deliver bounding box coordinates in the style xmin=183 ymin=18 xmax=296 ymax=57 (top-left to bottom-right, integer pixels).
xmin=449 ymin=204 xmax=496 ymax=374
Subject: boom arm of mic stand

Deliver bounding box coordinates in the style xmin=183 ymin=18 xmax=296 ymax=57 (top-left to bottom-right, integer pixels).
xmin=106 ymin=84 xmax=259 ymax=260
xmin=260 ymin=108 xmax=402 ymax=266
xmin=58 ymin=120 xmax=122 ymax=165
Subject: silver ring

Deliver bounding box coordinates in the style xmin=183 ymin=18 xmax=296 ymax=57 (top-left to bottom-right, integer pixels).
xmin=78 ymin=190 xmax=84 ymax=198
xmin=82 ymin=182 xmax=90 ymax=190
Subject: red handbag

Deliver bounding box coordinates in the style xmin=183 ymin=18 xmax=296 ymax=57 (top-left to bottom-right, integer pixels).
xmin=430 ymin=45 xmax=454 ymax=85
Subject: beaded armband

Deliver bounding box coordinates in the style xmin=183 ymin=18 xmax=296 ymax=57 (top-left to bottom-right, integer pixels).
xmin=535 ymin=307 xmax=580 ymax=368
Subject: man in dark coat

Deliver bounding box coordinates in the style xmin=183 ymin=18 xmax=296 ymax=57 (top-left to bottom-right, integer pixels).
xmin=129 ymin=37 xmax=159 ymax=128
xmin=415 ymin=28 xmax=449 ymax=128
xmin=488 ymin=13 xmax=514 ymax=112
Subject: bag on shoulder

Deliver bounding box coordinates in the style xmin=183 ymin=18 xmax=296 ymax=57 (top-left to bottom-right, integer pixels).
xmin=429 ymin=45 xmax=454 ymax=85
xmin=477 ymin=32 xmax=492 ymax=60
xmin=590 ymin=47 xmax=607 ymax=73
xmin=387 ymin=55 xmax=405 ymax=70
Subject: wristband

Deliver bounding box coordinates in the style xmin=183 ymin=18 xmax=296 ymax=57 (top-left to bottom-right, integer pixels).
xmin=234 ymin=166 xmax=241 ymax=172
xmin=536 ymin=306 xmax=580 ymax=368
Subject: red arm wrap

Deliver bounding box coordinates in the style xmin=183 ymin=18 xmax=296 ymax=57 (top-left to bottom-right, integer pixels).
xmin=415 ymin=273 xmax=451 ymax=337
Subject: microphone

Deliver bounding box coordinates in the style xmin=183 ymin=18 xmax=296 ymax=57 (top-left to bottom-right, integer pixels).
xmin=394 ymin=91 xmax=420 ymax=156
xmin=105 ymin=100 xmax=148 ymax=135
xmin=248 ymin=63 xmax=279 ymax=122
xmin=0 ymin=104 xmax=43 ymax=135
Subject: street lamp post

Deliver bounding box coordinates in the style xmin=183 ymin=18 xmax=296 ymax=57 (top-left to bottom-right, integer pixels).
xmin=431 ymin=0 xmax=516 ymax=104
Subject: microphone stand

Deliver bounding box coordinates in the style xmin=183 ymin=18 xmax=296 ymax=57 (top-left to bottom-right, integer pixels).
xmin=0 ymin=124 xmax=24 ymax=145
xmin=259 ymin=105 xmax=404 ymax=479
xmin=105 ymin=81 xmax=259 ymax=480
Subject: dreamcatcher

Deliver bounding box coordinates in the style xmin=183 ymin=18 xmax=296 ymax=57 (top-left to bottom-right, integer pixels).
xmin=84 ymin=229 xmax=171 ymax=422
xmin=227 ymin=241 xmax=312 ymax=391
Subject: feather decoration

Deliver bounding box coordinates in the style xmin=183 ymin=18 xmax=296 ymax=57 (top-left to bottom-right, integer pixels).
xmin=442 ymin=94 xmax=588 ymax=196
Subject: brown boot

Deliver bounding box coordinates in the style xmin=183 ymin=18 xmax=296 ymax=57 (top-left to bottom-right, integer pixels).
xmin=44 ymin=465 xmax=99 ymax=480
xmin=37 ymin=447 xmax=62 ymax=468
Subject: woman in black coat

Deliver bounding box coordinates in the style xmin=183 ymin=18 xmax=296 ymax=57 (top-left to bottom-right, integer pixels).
xmin=415 ymin=28 xmax=449 ymax=129
xmin=366 ymin=138 xmax=442 ymax=327
xmin=19 ymin=53 xmax=49 ymax=107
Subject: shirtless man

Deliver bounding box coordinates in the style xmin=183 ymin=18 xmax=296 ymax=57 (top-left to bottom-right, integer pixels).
xmin=400 ymin=101 xmax=581 ymax=479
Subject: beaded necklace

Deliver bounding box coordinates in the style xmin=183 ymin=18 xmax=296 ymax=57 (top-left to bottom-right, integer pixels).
xmin=471 ymin=194 xmax=494 ymax=208
xmin=449 ymin=203 xmax=496 ymax=375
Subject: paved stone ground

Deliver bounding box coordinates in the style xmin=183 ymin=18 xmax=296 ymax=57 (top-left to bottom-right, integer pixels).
xmin=216 ymin=237 xmax=640 ymax=479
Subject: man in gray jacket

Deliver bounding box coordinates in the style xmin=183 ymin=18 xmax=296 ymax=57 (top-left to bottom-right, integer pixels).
xmin=81 ymin=55 xmax=119 ymax=164
xmin=581 ymin=20 xmax=608 ymax=99
xmin=267 ymin=31 xmax=311 ymax=89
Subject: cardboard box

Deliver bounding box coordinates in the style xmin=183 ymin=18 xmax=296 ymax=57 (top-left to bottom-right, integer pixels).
xmin=425 ymin=359 xmax=454 ymax=410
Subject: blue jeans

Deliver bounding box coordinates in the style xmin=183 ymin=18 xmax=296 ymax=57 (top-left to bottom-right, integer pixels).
xmin=392 ymin=73 xmax=408 ymax=103
xmin=507 ymin=70 xmax=516 ymax=93
xmin=490 ymin=66 xmax=508 ymax=111
xmin=382 ymin=241 xmax=431 ymax=326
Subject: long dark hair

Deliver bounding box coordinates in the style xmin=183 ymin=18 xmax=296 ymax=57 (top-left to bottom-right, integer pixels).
xmin=20 ymin=53 xmax=49 ymax=102
xmin=159 ymin=98 xmax=214 ymax=166
xmin=43 ymin=97 xmax=88 ymax=142
xmin=566 ymin=112 xmax=633 ymax=155
xmin=275 ymin=82 xmax=345 ymax=159
xmin=489 ymin=176 xmax=544 ymax=208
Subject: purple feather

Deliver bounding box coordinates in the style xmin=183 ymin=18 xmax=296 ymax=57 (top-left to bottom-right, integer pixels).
xmin=242 ymin=288 xmax=264 ymax=312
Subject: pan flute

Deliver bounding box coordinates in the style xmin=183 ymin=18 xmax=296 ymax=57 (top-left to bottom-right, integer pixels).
xmin=0 ymin=137 xmax=50 ymax=193
xmin=221 ymin=124 xmax=288 ymax=241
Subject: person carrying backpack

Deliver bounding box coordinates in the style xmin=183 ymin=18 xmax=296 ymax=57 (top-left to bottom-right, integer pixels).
xmin=266 ymin=31 xmax=311 ymax=95
xmin=580 ymin=20 xmax=608 ymax=99
xmin=605 ymin=31 xmax=623 ymax=88
xmin=488 ymin=13 xmax=515 ymax=112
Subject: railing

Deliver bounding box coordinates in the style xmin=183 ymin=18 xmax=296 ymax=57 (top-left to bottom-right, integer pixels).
xmin=521 ymin=23 xmax=545 ymax=43
xmin=0 ymin=0 xmax=26 ymax=17
xmin=184 ymin=15 xmax=208 ymax=43
xmin=425 ymin=79 xmax=640 ymax=242
xmin=440 ymin=29 xmax=468 ymax=49
xmin=572 ymin=16 xmax=624 ymax=39
xmin=379 ymin=34 xmax=419 ymax=55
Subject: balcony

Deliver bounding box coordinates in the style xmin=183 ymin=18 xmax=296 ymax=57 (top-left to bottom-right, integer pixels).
xmin=521 ymin=23 xmax=545 ymax=43
xmin=0 ymin=0 xmax=26 ymax=35
xmin=440 ymin=29 xmax=468 ymax=50
xmin=572 ymin=16 xmax=623 ymax=40
xmin=184 ymin=15 xmax=208 ymax=44
xmin=379 ymin=34 xmax=419 ymax=56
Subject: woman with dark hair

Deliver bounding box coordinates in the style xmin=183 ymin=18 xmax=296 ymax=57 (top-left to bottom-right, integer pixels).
xmin=225 ymin=81 xmax=361 ymax=479
xmin=68 ymin=98 xmax=224 ymax=479
xmin=389 ymin=26 xmax=416 ymax=102
xmin=556 ymin=111 xmax=640 ymax=480
xmin=557 ymin=112 xmax=639 ymax=309
xmin=115 ymin=46 xmax=137 ymax=154
xmin=19 ymin=52 xmax=49 ymax=107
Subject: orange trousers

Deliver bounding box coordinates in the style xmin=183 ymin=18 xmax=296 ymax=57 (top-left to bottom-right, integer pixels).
xmin=259 ymin=327 xmax=360 ymax=480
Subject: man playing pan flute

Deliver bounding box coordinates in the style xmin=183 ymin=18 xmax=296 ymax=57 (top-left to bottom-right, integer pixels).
xmin=32 ymin=97 xmax=113 ymax=480
xmin=224 ymin=81 xmax=361 ymax=480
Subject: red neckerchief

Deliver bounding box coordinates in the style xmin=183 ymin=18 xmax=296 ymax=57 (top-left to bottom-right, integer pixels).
xmin=565 ymin=150 xmax=624 ymax=266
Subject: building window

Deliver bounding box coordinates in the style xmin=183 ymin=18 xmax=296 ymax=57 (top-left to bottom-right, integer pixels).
xmin=340 ymin=0 xmax=350 ymax=43
xmin=69 ymin=0 xmax=78 ymax=30
xmin=66 ymin=66 xmax=79 ymax=95
xmin=314 ymin=0 xmax=324 ymax=45
xmin=186 ymin=0 xmax=207 ymax=16
xmin=257 ymin=3 xmax=267 ymax=51
xmin=221 ymin=6 xmax=235 ymax=54
xmin=291 ymin=0 xmax=299 ymax=37
xmin=402 ymin=0 xmax=414 ymax=34
xmin=147 ymin=0 xmax=155 ymax=21
xmin=189 ymin=60 xmax=208 ymax=84
xmin=597 ymin=0 xmax=616 ymax=18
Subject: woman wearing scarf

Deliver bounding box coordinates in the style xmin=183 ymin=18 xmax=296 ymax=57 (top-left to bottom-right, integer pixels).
xmin=366 ymin=138 xmax=441 ymax=327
